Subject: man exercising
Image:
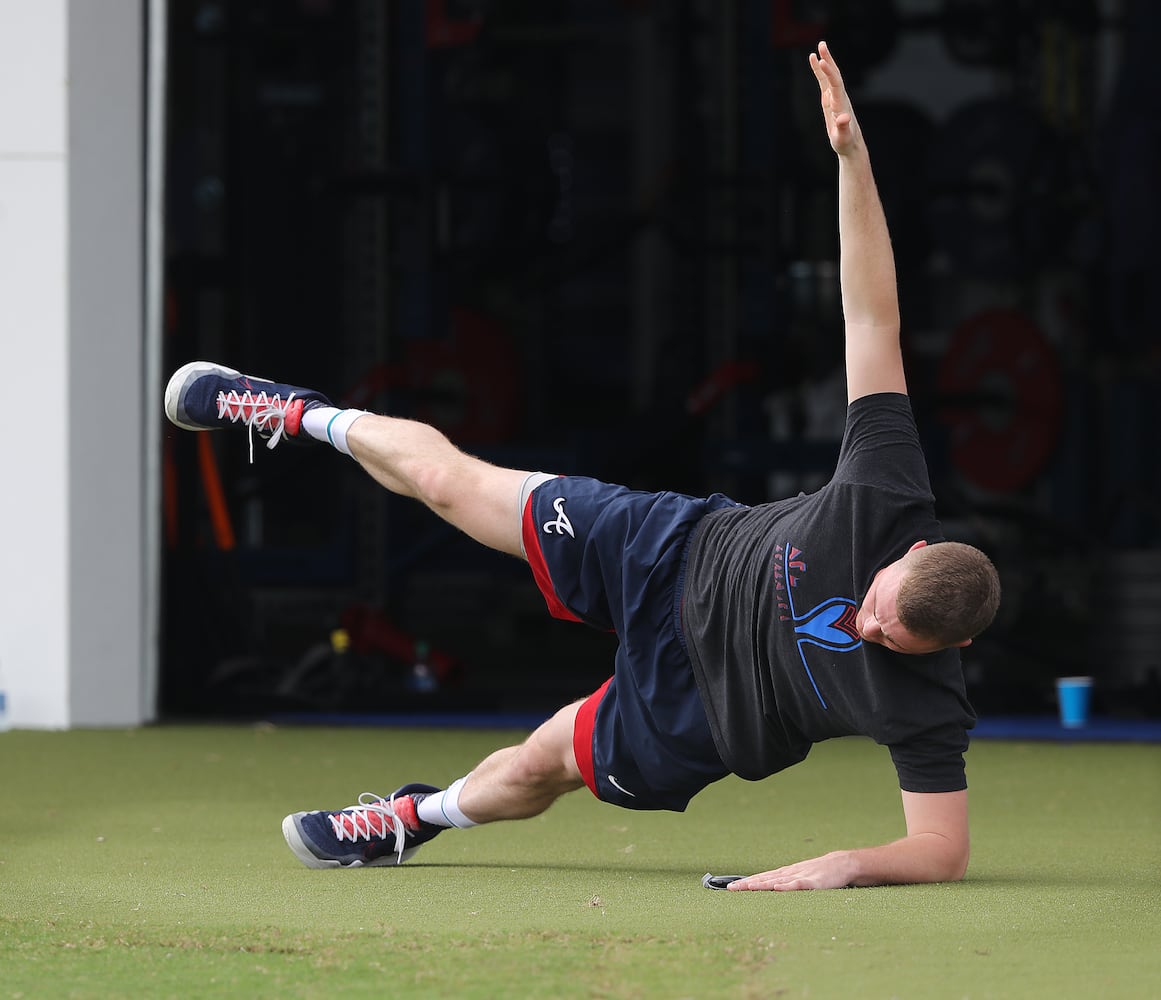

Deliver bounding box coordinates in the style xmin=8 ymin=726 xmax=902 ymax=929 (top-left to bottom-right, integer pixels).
xmin=165 ymin=42 xmax=999 ymax=890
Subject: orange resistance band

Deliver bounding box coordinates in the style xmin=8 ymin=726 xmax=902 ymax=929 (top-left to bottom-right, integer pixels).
xmin=196 ymin=433 xmax=236 ymax=551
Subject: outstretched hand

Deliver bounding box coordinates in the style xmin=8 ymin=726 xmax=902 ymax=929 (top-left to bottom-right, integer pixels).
xmin=809 ymin=41 xmax=860 ymax=156
xmin=726 ymin=850 xmax=855 ymax=892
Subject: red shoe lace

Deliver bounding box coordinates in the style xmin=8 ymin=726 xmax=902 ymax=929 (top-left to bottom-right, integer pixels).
xmin=215 ymin=389 xmax=304 ymax=462
xmin=327 ymin=792 xmax=419 ymax=864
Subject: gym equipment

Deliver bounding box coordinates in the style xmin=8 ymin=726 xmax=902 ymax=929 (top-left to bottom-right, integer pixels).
xmin=938 ymin=308 xmax=1063 ymax=494
xmin=926 ymin=99 xmax=1069 ymax=278
xmin=343 ymin=308 xmax=523 ymax=446
xmin=771 ymin=0 xmax=1108 ymax=73
xmin=942 ymin=0 xmax=1101 ymax=68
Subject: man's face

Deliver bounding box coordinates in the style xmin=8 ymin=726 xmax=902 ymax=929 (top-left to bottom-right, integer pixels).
xmin=855 ymin=541 xmax=970 ymax=656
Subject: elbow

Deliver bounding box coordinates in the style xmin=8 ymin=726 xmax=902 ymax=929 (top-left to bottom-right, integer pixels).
xmin=944 ymin=844 xmax=970 ymax=883
xmin=944 ymin=862 xmax=968 ymax=884
xmin=915 ymin=834 xmax=969 ymax=884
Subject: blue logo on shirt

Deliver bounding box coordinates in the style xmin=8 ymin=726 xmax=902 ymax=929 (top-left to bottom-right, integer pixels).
xmin=778 ymin=543 xmax=862 ymax=709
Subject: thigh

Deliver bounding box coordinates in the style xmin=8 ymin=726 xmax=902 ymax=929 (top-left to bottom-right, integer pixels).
xmin=526 ymin=698 xmax=585 ymax=784
xmin=522 ymin=477 xmax=729 ymax=630
xmin=347 ymin=414 xmax=535 ymax=558
xmin=444 ymin=459 xmax=537 ymax=558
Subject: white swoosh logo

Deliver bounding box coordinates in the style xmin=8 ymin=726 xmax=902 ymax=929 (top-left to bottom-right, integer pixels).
xmin=607 ymin=774 xmax=636 ymax=798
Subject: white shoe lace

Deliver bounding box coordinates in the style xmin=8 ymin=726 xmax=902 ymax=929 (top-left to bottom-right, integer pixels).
xmin=328 ymin=792 xmax=409 ymax=865
xmin=215 ymin=388 xmax=297 ymax=463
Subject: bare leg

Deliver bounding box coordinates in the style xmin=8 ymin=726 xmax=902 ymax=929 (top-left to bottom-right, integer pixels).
xmin=347 ymin=416 xmax=584 ymax=820
xmin=457 ymin=701 xmax=586 ymax=823
xmin=346 ymin=413 xmax=535 ymax=558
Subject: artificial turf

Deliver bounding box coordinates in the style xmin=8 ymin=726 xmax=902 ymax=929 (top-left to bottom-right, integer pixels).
xmin=1 ymin=725 xmax=1157 ymax=998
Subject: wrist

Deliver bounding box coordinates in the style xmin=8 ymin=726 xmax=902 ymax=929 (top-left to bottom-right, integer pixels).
xmin=830 ymin=849 xmax=862 ymax=887
xmin=835 ymin=143 xmax=870 ymax=167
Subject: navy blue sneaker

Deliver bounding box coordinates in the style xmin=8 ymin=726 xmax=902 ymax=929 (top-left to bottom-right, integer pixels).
xmin=164 ymin=361 xmax=334 ymax=458
xmin=281 ymin=784 xmax=444 ymax=868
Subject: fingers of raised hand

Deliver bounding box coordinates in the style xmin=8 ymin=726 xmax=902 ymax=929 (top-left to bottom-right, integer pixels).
xmin=810 ymin=51 xmax=852 ymax=135
xmin=817 ymin=40 xmax=845 ymax=86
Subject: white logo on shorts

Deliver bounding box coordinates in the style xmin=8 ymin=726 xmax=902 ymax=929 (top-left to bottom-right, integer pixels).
xmin=542 ymin=497 xmax=575 ymax=538
xmin=607 ymin=774 xmax=636 ymax=798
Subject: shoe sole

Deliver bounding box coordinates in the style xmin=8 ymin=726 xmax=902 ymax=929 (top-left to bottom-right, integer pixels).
xmin=164 ymin=360 xmax=245 ymax=431
xmin=281 ymin=813 xmax=422 ymax=869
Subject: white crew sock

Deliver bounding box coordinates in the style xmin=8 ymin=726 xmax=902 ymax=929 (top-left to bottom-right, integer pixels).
xmin=300 ymin=407 xmax=368 ymax=456
xmin=416 ymin=775 xmax=478 ymax=829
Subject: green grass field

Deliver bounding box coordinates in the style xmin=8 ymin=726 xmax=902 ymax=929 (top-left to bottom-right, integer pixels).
xmin=1 ymin=725 xmax=1158 ymax=998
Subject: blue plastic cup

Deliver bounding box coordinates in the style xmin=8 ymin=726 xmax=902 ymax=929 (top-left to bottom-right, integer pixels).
xmin=1056 ymin=676 xmax=1093 ymax=729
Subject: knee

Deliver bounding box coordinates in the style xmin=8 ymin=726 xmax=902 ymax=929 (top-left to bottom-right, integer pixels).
xmin=405 ymin=425 xmax=469 ymax=512
xmin=511 ymin=726 xmax=582 ymax=798
xmin=411 ymin=458 xmax=459 ymax=513
xmin=509 ymin=744 xmax=569 ymax=796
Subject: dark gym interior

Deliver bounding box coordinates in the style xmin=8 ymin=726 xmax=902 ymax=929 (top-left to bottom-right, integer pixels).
xmin=159 ymin=0 xmax=1161 ymax=723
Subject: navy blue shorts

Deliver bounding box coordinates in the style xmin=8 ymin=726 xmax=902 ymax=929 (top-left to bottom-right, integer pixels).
xmin=521 ymin=476 xmax=740 ymax=812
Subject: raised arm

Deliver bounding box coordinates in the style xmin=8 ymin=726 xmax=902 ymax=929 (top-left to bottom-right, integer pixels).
xmin=810 ymin=41 xmax=906 ymax=403
xmin=727 ymin=789 xmax=970 ymax=891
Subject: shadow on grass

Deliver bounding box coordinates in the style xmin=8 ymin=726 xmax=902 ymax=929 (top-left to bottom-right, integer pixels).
xmin=406 ymin=860 xmax=701 ymax=877
xmin=406 ymin=862 xmax=1160 ymax=895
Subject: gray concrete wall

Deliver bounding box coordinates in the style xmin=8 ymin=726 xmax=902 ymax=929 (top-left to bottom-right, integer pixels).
xmin=66 ymin=0 xmax=149 ymax=725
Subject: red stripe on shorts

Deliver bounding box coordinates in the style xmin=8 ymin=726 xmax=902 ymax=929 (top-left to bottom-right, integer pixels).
xmin=573 ymin=677 xmax=612 ymax=798
xmin=522 ymin=491 xmax=582 ymax=623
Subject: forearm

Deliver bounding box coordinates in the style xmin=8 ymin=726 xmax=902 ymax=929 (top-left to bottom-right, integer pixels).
xmin=837 ymin=146 xmax=899 ymax=333
xmin=840 ymin=831 xmax=970 ymax=887
xmin=728 ymin=832 xmax=969 ymax=892
xmin=810 ymin=42 xmax=905 ymax=401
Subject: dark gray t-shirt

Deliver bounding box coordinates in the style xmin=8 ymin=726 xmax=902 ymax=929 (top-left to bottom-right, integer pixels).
xmin=680 ymin=393 xmax=975 ymax=793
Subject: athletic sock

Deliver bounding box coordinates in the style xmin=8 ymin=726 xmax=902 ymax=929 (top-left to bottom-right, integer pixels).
xmin=299 ymin=406 xmax=367 ymax=456
xmin=416 ymin=775 xmax=478 ymax=829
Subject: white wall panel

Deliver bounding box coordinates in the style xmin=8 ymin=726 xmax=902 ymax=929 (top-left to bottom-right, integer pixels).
xmin=0 ymin=0 xmax=66 ymax=155
xmin=0 ymin=158 xmax=70 ymax=727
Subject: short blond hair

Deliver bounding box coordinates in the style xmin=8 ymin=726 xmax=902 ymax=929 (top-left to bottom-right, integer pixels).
xmin=896 ymin=541 xmax=1000 ymax=645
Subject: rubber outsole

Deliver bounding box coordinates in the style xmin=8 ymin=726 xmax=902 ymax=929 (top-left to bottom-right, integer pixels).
xmin=163 ymin=360 xmax=244 ymax=431
xmin=280 ymin=812 xmax=421 ymax=869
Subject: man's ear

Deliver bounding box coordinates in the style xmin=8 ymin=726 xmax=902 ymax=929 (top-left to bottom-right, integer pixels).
xmin=953 ymin=638 xmax=972 ymax=648
xmin=907 ymin=539 xmax=928 ymax=554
